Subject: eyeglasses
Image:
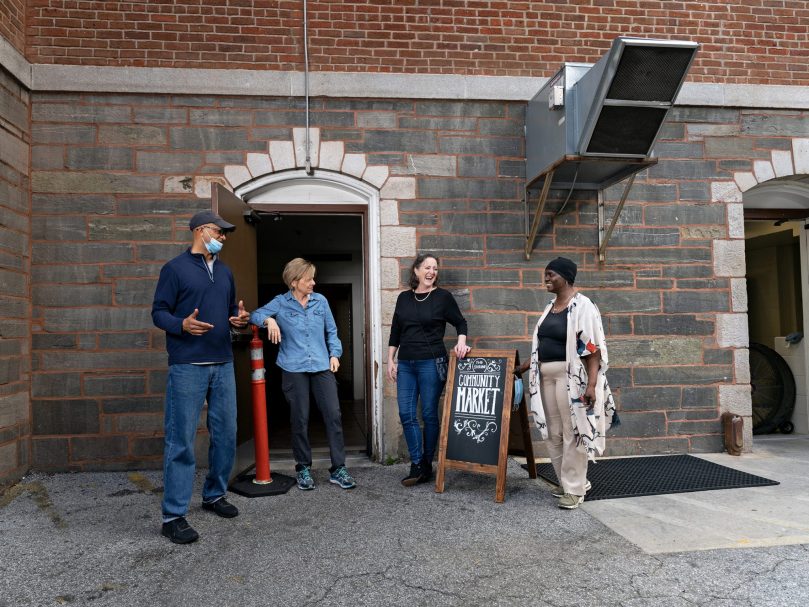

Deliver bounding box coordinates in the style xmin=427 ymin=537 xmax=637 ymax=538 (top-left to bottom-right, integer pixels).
xmin=201 ymin=225 xmax=225 ymax=236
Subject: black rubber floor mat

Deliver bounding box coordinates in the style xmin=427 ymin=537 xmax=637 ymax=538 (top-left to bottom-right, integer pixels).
xmin=521 ymin=454 xmax=778 ymax=501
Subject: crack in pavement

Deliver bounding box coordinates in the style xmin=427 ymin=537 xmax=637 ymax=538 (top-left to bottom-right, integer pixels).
xmin=301 ymin=566 xmax=394 ymax=606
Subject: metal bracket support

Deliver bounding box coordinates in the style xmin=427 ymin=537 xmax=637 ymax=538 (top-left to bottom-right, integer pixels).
xmin=524 ymin=169 xmax=554 ymax=261
xmin=597 ymin=173 xmax=636 ymax=263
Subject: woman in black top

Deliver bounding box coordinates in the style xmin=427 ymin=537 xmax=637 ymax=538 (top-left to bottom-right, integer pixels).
xmin=387 ymin=254 xmax=471 ymax=486
xmin=516 ymin=257 xmax=616 ymax=510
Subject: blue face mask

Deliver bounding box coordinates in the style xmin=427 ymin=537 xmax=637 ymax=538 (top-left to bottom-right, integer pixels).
xmin=203 ymin=228 xmax=223 ymax=255
xmin=513 ymin=377 xmax=524 ymax=406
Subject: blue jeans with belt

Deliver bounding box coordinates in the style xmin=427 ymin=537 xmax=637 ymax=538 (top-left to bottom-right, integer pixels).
xmin=396 ymin=357 xmax=446 ymax=465
xmin=161 ymin=362 xmax=237 ymax=522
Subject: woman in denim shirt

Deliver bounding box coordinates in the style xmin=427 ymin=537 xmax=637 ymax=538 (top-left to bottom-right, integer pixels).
xmin=250 ymin=258 xmax=355 ymax=491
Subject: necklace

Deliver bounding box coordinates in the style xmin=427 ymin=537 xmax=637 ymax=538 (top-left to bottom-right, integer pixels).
xmin=552 ymin=294 xmax=573 ymax=313
xmin=413 ymin=288 xmax=433 ymax=302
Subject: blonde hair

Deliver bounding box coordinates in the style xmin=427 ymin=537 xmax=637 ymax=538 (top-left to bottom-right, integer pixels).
xmin=282 ymin=257 xmax=315 ymax=289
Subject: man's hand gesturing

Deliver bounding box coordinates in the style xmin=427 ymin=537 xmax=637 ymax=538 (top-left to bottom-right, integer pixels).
xmin=229 ymin=300 xmax=250 ymax=328
xmin=183 ymin=308 xmax=214 ymax=335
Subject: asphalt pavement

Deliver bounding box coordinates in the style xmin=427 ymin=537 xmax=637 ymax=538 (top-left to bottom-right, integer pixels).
xmin=1 ymin=436 xmax=808 ymax=606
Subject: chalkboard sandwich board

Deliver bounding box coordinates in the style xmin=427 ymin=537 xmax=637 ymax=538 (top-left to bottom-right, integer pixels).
xmin=435 ymin=349 xmax=536 ymax=503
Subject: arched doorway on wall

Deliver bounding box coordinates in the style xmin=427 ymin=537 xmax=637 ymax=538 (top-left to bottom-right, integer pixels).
xmin=743 ymin=175 xmax=809 ymax=436
xmin=225 ymin=170 xmax=383 ymax=466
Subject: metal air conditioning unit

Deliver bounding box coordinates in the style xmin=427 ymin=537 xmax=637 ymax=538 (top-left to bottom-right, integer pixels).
xmin=524 ymin=37 xmax=699 ymax=259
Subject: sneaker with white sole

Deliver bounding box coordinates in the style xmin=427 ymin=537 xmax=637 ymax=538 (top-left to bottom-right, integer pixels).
xmin=558 ymin=493 xmax=584 ymax=509
xmin=329 ymin=465 xmax=356 ymax=489
xmin=552 ymin=480 xmax=591 ymax=498
xmin=296 ymin=465 xmax=315 ymax=490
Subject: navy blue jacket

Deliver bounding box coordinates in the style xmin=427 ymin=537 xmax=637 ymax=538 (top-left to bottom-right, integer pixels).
xmin=152 ymin=248 xmax=239 ymax=365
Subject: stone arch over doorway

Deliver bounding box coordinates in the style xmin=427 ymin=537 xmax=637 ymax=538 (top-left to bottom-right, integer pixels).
xmin=190 ymin=128 xmax=417 ymax=460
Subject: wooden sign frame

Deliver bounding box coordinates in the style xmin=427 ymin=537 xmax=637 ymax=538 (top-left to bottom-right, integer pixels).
xmin=435 ymin=349 xmax=536 ymax=503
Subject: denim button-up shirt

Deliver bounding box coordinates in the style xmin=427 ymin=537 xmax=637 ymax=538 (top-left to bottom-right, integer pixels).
xmin=250 ymin=291 xmax=342 ymax=373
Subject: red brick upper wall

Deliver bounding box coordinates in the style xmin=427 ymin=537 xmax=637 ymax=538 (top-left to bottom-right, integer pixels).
xmin=1 ymin=0 xmax=25 ymax=54
xmin=23 ymin=0 xmax=809 ymax=85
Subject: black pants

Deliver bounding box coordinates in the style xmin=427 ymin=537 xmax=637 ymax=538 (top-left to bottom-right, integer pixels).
xmin=281 ymin=370 xmax=346 ymax=469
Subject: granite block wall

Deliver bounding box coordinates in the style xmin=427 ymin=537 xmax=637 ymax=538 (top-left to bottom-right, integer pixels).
xmin=0 ymin=66 xmax=31 ymax=485
xmin=26 ymin=91 xmax=809 ymax=467
xmin=0 ymin=0 xmax=803 ymax=475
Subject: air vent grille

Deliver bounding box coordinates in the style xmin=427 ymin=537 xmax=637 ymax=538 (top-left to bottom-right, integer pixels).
xmin=585 ymin=106 xmax=669 ymax=155
xmin=607 ymin=46 xmax=696 ymax=102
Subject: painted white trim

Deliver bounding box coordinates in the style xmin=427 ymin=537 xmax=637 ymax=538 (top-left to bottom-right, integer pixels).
xmin=736 ymin=142 xmax=809 ymax=209
xmin=236 ymin=170 xmax=386 ymax=459
xmin=235 ymin=169 xmax=376 ymax=204
xmin=0 ymin=58 xmax=800 ymax=108
xmin=0 ymin=36 xmax=32 ymax=89
xmin=796 ymin=229 xmax=809 ymax=433
xmin=743 ymin=180 xmax=809 ymax=210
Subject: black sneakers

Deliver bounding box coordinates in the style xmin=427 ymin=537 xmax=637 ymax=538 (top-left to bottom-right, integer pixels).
xmin=401 ymin=463 xmax=422 ymax=487
xmin=161 ymin=498 xmax=237 ymax=543
xmin=201 ymin=497 xmax=239 ymax=518
xmin=161 ymin=517 xmax=199 ymax=544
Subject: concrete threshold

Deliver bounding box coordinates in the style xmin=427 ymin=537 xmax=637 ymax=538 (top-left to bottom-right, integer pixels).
xmin=581 ymin=435 xmax=809 ymax=554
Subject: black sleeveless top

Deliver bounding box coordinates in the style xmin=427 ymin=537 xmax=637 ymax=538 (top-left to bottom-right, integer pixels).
xmin=537 ymin=308 xmax=568 ymax=363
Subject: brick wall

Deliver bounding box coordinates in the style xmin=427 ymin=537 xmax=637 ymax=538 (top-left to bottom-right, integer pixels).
xmin=27 ymin=92 xmax=797 ymax=468
xmin=0 ymin=0 xmax=25 ymax=55
xmin=24 ymin=1 xmax=809 ymax=85
xmin=0 ymin=66 xmax=31 ymax=485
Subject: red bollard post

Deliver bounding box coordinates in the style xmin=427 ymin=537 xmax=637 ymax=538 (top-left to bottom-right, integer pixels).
xmin=250 ymin=325 xmax=272 ymax=484
xmin=229 ymin=325 xmax=296 ymax=497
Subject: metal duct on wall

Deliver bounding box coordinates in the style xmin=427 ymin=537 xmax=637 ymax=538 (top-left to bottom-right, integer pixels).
xmin=523 ymin=37 xmax=699 ymax=261
xmin=525 ymin=37 xmax=699 ymax=190
xmin=576 ymin=38 xmax=699 ymax=160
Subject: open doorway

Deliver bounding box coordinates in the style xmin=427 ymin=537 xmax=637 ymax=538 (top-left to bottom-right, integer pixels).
xmin=254 ymin=212 xmax=369 ymax=458
xmin=744 ymin=216 xmax=807 ymax=436
xmin=745 ymin=221 xmax=803 ymax=346
xmin=743 ymin=176 xmax=809 ymax=436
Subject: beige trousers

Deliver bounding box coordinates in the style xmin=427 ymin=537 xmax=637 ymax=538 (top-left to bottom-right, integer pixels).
xmin=540 ymin=361 xmax=588 ymax=496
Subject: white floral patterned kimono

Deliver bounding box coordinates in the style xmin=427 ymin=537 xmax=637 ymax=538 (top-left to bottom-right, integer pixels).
xmin=528 ymin=292 xmax=616 ymax=461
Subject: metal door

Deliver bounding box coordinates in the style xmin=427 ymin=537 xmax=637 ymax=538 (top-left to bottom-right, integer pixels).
xmin=212 ymin=183 xmax=259 ymax=476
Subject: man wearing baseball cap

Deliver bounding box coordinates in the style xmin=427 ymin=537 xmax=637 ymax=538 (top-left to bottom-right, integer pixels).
xmin=152 ymin=210 xmax=250 ymax=544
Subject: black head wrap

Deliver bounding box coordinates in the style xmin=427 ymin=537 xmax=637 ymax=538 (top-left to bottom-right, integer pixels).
xmin=546 ymin=257 xmax=577 ymax=284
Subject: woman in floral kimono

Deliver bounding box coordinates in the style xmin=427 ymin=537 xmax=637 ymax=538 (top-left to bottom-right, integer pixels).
xmin=517 ymin=257 xmax=616 ymax=509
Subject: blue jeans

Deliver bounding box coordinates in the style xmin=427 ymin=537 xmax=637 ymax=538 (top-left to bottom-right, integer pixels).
xmin=162 ymin=362 xmax=237 ymax=521
xmin=396 ymin=357 xmax=446 ymax=465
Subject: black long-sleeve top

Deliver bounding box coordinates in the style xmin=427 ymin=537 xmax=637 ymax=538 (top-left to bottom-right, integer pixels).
xmin=388 ymin=288 xmax=468 ymax=360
